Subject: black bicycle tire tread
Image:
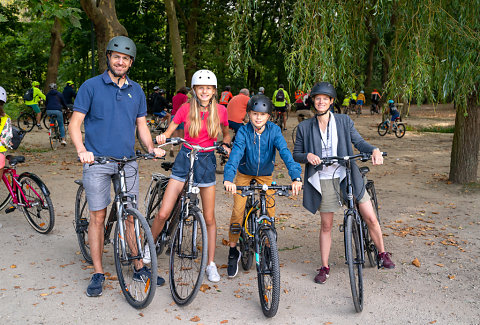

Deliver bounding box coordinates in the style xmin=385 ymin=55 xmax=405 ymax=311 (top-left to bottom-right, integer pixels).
xmin=257 ymin=228 xmax=280 ymax=318
xmin=395 ymin=123 xmax=406 ymax=138
xmin=17 ymin=112 xmax=35 ymax=132
xmin=75 ymin=185 xmax=92 ymax=264
xmin=345 ymin=213 xmax=364 ymax=312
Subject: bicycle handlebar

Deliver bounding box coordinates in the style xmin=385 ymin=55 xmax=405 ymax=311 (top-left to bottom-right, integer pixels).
xmin=154 ymin=137 xmax=229 ymax=155
xmin=236 ymin=184 xmax=293 ymax=197
xmin=81 ymin=151 xmax=162 ymax=165
xmin=314 ymin=152 xmax=387 ymax=169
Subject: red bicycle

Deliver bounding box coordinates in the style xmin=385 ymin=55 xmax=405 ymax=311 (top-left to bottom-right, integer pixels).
xmin=0 ymin=155 xmax=55 ymax=233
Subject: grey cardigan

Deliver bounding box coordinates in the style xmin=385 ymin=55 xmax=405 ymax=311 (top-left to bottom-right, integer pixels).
xmin=293 ymin=114 xmax=376 ymax=214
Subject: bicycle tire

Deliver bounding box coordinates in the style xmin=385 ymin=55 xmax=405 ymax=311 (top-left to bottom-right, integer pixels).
xmin=49 ymin=120 xmax=60 ymax=150
xmin=145 ymin=176 xmax=169 ymax=226
xmin=18 ymin=174 xmax=55 ymax=234
xmin=42 ymin=114 xmax=49 ymax=129
xmin=74 ymin=184 xmax=92 ymax=264
xmin=114 ymin=207 xmax=157 ymax=309
xmin=364 ymin=181 xmax=380 ymax=267
xmin=17 ymin=112 xmax=35 ymax=132
xmin=277 ymin=113 xmax=284 ymax=130
xmin=0 ymin=174 xmax=12 ymax=210
xmin=345 ymin=213 xmax=364 ymax=312
xmin=136 ymin=128 xmax=150 ymax=153
xmin=395 ymin=123 xmax=406 ymax=138
xmin=257 ymin=228 xmax=280 ymax=317
xmin=377 ymin=122 xmax=388 ymax=136
xmin=291 ymin=125 xmax=298 ymax=146
xmin=169 ymin=205 xmax=207 ymax=306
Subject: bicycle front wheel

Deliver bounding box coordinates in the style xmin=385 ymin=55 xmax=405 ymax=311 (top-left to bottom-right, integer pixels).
xmin=169 ymin=206 xmax=207 ymax=306
xmin=75 ymin=184 xmax=92 ymax=264
xmin=345 ymin=213 xmax=364 ymax=312
xmin=17 ymin=112 xmax=35 ymax=132
xmin=291 ymin=125 xmax=298 ymax=146
xmin=18 ymin=174 xmax=55 ymax=234
xmin=114 ymin=208 xmax=157 ymax=309
xmin=257 ymin=228 xmax=280 ymax=318
xmin=395 ymin=123 xmax=406 ymax=138
xmin=49 ymin=121 xmax=60 ymax=150
xmin=364 ymin=181 xmax=380 ymax=267
xmin=377 ymin=122 xmax=388 ymax=136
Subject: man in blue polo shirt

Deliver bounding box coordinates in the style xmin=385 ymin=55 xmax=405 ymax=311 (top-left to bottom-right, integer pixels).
xmin=69 ymin=36 xmax=165 ymax=297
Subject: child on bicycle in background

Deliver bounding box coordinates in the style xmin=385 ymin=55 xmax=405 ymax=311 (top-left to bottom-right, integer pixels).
xmin=356 ymin=90 xmax=365 ymax=114
xmin=388 ymin=99 xmax=400 ymax=133
xmin=151 ymin=69 xmax=232 ymax=283
xmin=0 ymin=86 xmax=13 ymax=175
xmin=223 ymin=94 xmax=303 ymax=278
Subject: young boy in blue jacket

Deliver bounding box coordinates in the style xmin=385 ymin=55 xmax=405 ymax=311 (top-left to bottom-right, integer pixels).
xmin=223 ymin=94 xmax=303 ymax=278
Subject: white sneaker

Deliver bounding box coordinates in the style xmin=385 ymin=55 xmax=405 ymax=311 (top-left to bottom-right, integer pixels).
xmin=143 ymin=245 xmax=151 ymax=264
xmin=206 ymin=262 xmax=220 ymax=282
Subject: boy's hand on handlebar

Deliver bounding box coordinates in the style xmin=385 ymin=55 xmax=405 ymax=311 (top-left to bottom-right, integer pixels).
xmin=291 ymin=181 xmax=302 ymax=196
xmin=155 ymin=134 xmax=167 ymax=145
xmin=372 ymin=149 xmax=383 ymax=165
xmin=78 ymin=151 xmax=94 ymax=164
xmin=307 ymin=153 xmax=322 ymax=165
xmin=224 ymin=181 xmax=237 ymax=194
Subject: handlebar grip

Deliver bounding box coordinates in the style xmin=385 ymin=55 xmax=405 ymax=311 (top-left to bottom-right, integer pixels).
xmin=153 ymin=138 xmax=157 ymax=145
xmin=382 ymin=152 xmax=387 ymax=157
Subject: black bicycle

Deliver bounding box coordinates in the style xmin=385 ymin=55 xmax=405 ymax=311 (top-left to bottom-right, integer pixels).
xmin=47 ymin=115 xmax=62 ymax=150
xmin=74 ymin=153 xmax=158 ymax=309
xmin=144 ymin=137 xmax=227 ymax=306
xmin=17 ymin=106 xmax=48 ymax=132
xmin=233 ymin=180 xmax=292 ymax=318
xmin=315 ymin=152 xmax=386 ymax=312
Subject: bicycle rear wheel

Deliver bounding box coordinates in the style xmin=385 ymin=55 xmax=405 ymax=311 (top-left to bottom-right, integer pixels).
xmin=345 ymin=213 xmax=364 ymax=312
xmin=114 ymin=208 xmax=157 ymax=309
xmin=169 ymin=206 xmax=207 ymax=306
xmin=18 ymin=174 xmax=55 ymax=234
xmin=395 ymin=123 xmax=406 ymax=138
xmin=17 ymin=112 xmax=35 ymax=132
xmin=257 ymin=228 xmax=280 ymax=318
xmin=75 ymin=184 xmax=92 ymax=264
xmin=377 ymin=122 xmax=388 ymax=136
xmin=49 ymin=120 xmax=60 ymax=150
xmin=364 ymin=181 xmax=380 ymax=267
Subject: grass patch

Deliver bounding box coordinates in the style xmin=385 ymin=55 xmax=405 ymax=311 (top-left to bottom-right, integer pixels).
xmin=418 ymin=125 xmax=455 ymax=133
xmin=463 ymin=182 xmax=480 ymax=193
xmin=16 ymin=146 xmax=50 ymax=153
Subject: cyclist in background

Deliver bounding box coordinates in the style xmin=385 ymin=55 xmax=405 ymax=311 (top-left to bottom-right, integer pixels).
xmin=70 ymin=36 xmax=165 ymax=297
xmin=62 ymin=81 xmax=76 ymax=120
xmin=226 ymin=88 xmax=250 ymax=134
xmin=171 ymin=86 xmax=188 ymax=139
xmin=272 ymin=84 xmax=291 ymax=130
xmin=45 ymin=83 xmax=68 ymax=146
xmin=388 ymin=99 xmax=400 ymax=133
xmin=371 ymin=89 xmax=381 ymax=113
xmin=258 ymin=86 xmax=265 ymax=95
xmin=219 ymin=86 xmax=233 ymax=106
xmin=293 ymin=82 xmax=395 ymax=285
xmin=152 ymin=88 xmax=171 ymax=127
xmin=223 ymin=94 xmax=302 ymax=278
xmin=0 ymin=86 xmax=13 ymax=177
xmin=25 ymin=81 xmax=46 ymax=130
xmin=151 ymin=69 xmax=232 ymax=283
xmin=356 ymin=90 xmax=365 ymax=114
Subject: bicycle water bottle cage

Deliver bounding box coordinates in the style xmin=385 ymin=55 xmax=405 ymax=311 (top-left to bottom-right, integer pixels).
xmin=359 ymin=166 xmax=370 ymax=176
xmin=230 ymin=223 xmax=242 ymax=234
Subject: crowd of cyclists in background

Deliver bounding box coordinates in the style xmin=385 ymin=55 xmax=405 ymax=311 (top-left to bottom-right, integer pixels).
xmin=0 ymin=35 xmax=399 ymax=302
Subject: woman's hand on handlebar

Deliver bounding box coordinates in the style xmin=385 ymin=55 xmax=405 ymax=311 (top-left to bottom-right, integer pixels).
xmin=291 ymin=181 xmax=302 ymax=196
xmin=371 ymin=148 xmax=383 ymax=165
xmin=155 ymin=133 xmax=167 ymax=145
xmin=307 ymin=153 xmax=322 ymax=166
xmin=224 ymin=181 xmax=237 ymax=194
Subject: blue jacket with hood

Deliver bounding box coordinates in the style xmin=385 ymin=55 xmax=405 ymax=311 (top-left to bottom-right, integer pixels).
xmin=223 ymin=121 xmax=302 ymax=182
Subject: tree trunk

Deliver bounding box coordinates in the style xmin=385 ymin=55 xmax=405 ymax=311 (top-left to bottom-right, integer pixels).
xmin=365 ymin=36 xmax=377 ymax=87
xmin=165 ymin=0 xmax=186 ymax=90
xmin=80 ymin=0 xmax=128 ymax=73
xmin=449 ymin=92 xmax=480 ymax=183
xmin=44 ymin=17 xmax=65 ymax=93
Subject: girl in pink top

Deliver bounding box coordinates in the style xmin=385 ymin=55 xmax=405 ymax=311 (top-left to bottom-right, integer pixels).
xmin=152 ymin=70 xmax=231 ymax=283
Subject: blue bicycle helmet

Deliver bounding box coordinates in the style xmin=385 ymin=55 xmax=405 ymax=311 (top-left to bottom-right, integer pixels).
xmin=388 ymin=99 xmax=394 ymax=104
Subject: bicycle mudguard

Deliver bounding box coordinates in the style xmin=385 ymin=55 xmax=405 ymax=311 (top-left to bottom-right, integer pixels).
xmin=19 ymin=172 xmax=51 ymax=196
xmin=74 ymin=179 xmax=83 ymax=186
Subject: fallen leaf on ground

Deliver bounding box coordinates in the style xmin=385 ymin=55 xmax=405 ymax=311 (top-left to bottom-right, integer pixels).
xmin=10 ymin=265 xmax=16 ymax=268
xmin=220 ymin=320 xmax=228 ymax=324
xmin=219 ymin=264 xmax=228 ymax=269
xmin=175 ymin=316 xmax=181 ymax=320
xmin=435 ymin=263 xmax=444 ymax=267
xmin=412 ymin=258 xmax=421 ymax=267
xmin=199 ymin=284 xmax=210 ymax=292
xmin=448 ymin=275 xmax=455 ymax=280
xmin=221 ymin=238 xmax=229 ymax=246
xmin=138 ymin=313 xmax=144 ymax=317
xmin=190 ymin=316 xmax=200 ymax=322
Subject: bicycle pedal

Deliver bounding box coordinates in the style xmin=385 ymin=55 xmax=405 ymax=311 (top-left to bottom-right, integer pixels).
xmin=229 ymin=223 xmax=242 ymax=234
xmin=5 ymin=206 xmax=16 ymax=214
xmin=339 ymin=224 xmax=344 ymax=232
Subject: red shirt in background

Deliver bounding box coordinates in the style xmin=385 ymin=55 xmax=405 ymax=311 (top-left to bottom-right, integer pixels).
xmin=226 ymin=93 xmax=250 ymax=124
xmin=171 ymin=92 xmax=188 ymax=115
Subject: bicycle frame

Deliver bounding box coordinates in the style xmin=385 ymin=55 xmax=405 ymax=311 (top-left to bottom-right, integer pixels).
xmin=2 ymin=168 xmax=44 ymax=208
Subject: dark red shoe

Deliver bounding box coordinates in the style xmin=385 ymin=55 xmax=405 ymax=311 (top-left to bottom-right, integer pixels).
xmin=378 ymin=252 xmax=395 ymax=269
xmin=314 ymin=266 xmax=330 ymax=284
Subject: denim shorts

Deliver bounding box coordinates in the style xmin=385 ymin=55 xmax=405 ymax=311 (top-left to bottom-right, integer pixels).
xmin=82 ymin=161 xmax=139 ymax=211
xmin=171 ymin=145 xmax=216 ymax=187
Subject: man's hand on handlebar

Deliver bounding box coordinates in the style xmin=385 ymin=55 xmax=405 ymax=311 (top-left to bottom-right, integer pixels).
xmin=78 ymin=151 xmax=94 ymax=164
xmin=224 ymin=181 xmax=237 ymax=194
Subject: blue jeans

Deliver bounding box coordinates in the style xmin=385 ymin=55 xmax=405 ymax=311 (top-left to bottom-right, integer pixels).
xmin=46 ymin=110 xmax=65 ymax=138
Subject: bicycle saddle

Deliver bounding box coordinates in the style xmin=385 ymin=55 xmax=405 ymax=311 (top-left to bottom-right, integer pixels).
xmin=6 ymin=155 xmax=25 ymax=165
xmin=359 ymin=166 xmax=370 ymax=176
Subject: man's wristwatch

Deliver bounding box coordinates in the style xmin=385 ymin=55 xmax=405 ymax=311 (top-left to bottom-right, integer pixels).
xmin=293 ymin=178 xmax=302 ymax=182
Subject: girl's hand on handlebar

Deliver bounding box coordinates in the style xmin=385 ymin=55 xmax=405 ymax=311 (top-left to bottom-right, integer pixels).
xmin=291 ymin=181 xmax=302 ymax=196
xmin=307 ymin=153 xmax=322 ymax=165
xmin=224 ymin=181 xmax=237 ymax=194
xmin=155 ymin=134 xmax=167 ymax=145
xmin=372 ymin=149 xmax=383 ymax=165
xmin=78 ymin=151 xmax=94 ymax=164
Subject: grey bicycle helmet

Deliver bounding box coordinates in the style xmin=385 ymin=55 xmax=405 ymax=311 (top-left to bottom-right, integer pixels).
xmin=246 ymin=94 xmax=273 ymax=115
xmin=49 ymin=83 xmax=57 ymax=90
xmin=310 ymin=82 xmax=337 ymax=99
xmin=159 ymin=89 xmax=166 ymax=94
xmin=153 ymin=86 xmax=160 ymax=91
xmin=106 ymin=36 xmax=136 ymax=61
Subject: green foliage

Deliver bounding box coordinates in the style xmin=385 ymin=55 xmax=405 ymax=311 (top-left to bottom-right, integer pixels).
xmin=417 ymin=125 xmax=455 ymax=133
xmin=4 ymin=101 xmax=26 ymax=120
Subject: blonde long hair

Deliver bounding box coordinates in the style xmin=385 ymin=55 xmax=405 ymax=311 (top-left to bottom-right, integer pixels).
xmin=187 ymin=88 xmax=221 ymax=138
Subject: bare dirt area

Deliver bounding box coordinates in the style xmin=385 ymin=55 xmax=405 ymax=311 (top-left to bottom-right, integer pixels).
xmin=1 ymin=104 xmax=479 ymax=324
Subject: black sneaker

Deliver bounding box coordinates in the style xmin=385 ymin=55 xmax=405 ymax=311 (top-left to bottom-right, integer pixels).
xmin=37 ymin=124 xmax=43 ymax=130
xmin=86 ymin=273 xmax=105 ymax=297
xmin=227 ymin=247 xmax=241 ymax=278
xmin=133 ymin=266 xmax=165 ymax=286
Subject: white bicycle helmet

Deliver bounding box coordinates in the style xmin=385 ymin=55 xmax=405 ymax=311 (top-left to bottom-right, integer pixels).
xmin=0 ymin=86 xmax=6 ymax=103
xmin=259 ymin=86 xmax=265 ymax=92
xmin=191 ymin=69 xmax=217 ymax=88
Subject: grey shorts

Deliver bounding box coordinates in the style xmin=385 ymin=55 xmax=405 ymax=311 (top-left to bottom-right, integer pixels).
xmin=82 ymin=161 xmax=139 ymax=212
xmin=319 ymin=178 xmax=370 ymax=213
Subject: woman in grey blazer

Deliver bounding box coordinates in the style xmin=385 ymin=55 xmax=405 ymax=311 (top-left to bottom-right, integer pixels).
xmin=293 ymin=82 xmax=395 ymax=285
